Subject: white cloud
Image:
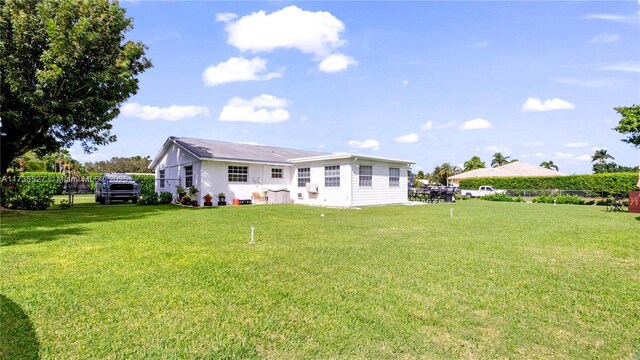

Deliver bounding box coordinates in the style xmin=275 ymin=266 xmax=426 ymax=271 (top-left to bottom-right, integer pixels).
xmin=318 ymin=53 xmax=358 ymax=73
xmin=224 ymin=6 xmax=346 ymax=57
xmin=575 ymin=154 xmax=592 ymax=161
xmin=348 ymin=139 xmax=380 ymax=150
xmin=317 ymin=144 xmax=326 ymax=149
xmin=590 ymin=33 xmax=620 ymax=43
xmin=420 ymin=120 xmax=433 ymax=130
xmin=202 ymin=56 xmax=282 ymax=86
xmin=459 ymin=118 xmax=492 ymax=130
xmin=485 ymin=145 xmax=511 ymax=154
xmin=521 ymin=97 xmax=575 ymax=112
xmin=468 ymin=41 xmax=489 ymax=49
xmin=534 ymin=152 xmax=545 ymax=158
xmin=216 ymin=13 xmax=238 ymax=23
xmin=121 ymin=102 xmax=209 ymax=121
xmin=522 ymin=141 xmax=544 ymax=147
xmin=601 ymin=61 xmax=640 ymax=73
xmin=402 ymin=80 xmax=409 ymax=87
xmin=553 ymin=152 xmax=575 ymax=160
xmin=583 ymin=14 xmax=638 ymax=25
xmin=218 ymin=94 xmax=289 ymax=123
xmin=563 ymin=142 xmax=589 ymax=148
xmin=394 ymin=133 xmax=420 ymax=144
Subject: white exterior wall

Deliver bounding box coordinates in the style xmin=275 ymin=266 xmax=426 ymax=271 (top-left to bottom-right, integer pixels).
xmin=351 ymin=162 xmax=409 ymax=206
xmin=200 ymin=161 xmax=292 ymax=203
xmin=290 ymin=160 xmax=353 ymax=207
xmin=154 ymin=143 xmax=200 ymax=198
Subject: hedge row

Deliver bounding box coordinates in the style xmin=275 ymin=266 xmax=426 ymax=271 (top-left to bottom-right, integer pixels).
xmin=458 ymin=173 xmax=639 ymax=195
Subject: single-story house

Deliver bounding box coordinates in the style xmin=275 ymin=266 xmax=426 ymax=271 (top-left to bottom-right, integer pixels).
xmin=149 ymin=137 xmax=414 ymax=207
xmin=448 ymin=161 xmax=567 ymax=186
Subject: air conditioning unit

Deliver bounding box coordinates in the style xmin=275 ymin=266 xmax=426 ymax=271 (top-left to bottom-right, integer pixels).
xmin=306 ymin=183 xmax=318 ymax=193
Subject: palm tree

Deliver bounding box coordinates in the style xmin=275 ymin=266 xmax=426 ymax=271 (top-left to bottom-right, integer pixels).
xmin=491 ymin=152 xmax=510 ymax=167
xmin=591 ymin=149 xmax=614 ymax=165
xmin=539 ymin=160 xmax=559 ymax=171
xmin=432 ymin=163 xmax=462 ymax=185
xmin=463 ymin=156 xmax=486 ymax=172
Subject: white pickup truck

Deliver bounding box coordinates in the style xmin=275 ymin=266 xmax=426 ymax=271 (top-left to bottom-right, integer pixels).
xmin=461 ymin=185 xmax=505 ymax=198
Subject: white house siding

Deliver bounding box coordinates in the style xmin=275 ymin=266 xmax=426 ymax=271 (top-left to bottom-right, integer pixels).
xmin=351 ymin=162 xmax=408 ymax=206
xmin=200 ymin=161 xmax=292 ymax=203
xmin=291 ymin=161 xmax=353 ymax=207
xmin=154 ymin=143 xmax=200 ymax=196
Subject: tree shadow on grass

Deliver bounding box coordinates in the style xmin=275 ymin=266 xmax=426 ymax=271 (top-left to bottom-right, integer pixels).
xmin=0 ymin=294 xmax=39 ymax=359
xmin=1 ymin=205 xmax=183 ymax=247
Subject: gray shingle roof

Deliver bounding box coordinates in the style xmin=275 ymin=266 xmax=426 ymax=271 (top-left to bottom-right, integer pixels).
xmin=172 ymin=137 xmax=329 ymax=164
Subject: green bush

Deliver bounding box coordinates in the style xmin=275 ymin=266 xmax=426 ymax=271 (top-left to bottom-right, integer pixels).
xmin=459 ymin=173 xmax=639 ymax=196
xmin=133 ymin=174 xmax=157 ymax=205
xmin=1 ymin=177 xmax=55 ymax=210
xmin=158 ymin=191 xmax=173 ymax=204
xmin=480 ymin=193 xmax=525 ymax=202
xmin=532 ymin=195 xmax=585 ymax=205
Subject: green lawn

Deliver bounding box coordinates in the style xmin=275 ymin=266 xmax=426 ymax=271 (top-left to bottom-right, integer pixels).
xmin=1 ymin=201 xmax=639 ymax=358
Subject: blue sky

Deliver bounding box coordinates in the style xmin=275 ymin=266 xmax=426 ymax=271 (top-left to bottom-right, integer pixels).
xmin=72 ymin=1 xmax=640 ymax=174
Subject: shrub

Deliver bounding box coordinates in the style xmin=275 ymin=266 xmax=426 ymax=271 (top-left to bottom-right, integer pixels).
xmin=584 ymin=200 xmax=595 ymax=206
xmin=1 ymin=177 xmax=55 ymax=210
xmin=596 ymin=199 xmax=612 ymax=206
xmin=459 ymin=173 xmax=639 ymax=196
xmin=158 ymin=191 xmax=173 ymax=204
xmin=480 ymin=193 xmax=525 ymax=202
xmin=532 ymin=195 xmax=585 ymax=205
xmin=132 ymin=174 xmax=157 ymax=205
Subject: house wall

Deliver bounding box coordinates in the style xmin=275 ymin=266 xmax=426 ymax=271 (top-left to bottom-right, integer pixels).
xmin=291 ymin=160 xmax=353 ymax=207
xmin=350 ymin=162 xmax=409 ymax=206
xmin=200 ymin=161 xmax=292 ymax=203
xmin=154 ymin=143 xmax=200 ymax=198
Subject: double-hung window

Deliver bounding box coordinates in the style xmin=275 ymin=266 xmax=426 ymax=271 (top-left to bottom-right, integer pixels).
xmin=389 ymin=167 xmax=400 ymax=187
xmin=228 ymin=166 xmax=248 ymax=182
xmin=159 ymin=169 xmax=165 ymax=188
xmin=359 ymin=165 xmax=373 ymax=187
xmin=298 ymin=168 xmax=310 ymax=187
xmin=271 ymin=168 xmax=283 ymax=179
xmin=184 ymin=166 xmax=193 ymax=188
xmin=324 ymin=166 xmax=340 ymax=187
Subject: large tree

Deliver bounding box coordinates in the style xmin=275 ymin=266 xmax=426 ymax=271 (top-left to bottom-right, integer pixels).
xmin=613 ymin=104 xmax=640 ymax=148
xmin=591 ymin=149 xmax=614 ymax=165
xmin=0 ymin=0 xmax=152 ymax=175
xmin=463 ymin=156 xmax=485 ymax=172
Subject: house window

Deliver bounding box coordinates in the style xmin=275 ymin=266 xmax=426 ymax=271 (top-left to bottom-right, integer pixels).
xmin=271 ymin=168 xmax=283 ymax=179
xmin=297 ymin=168 xmax=310 ymax=187
xmin=359 ymin=165 xmax=373 ymax=187
xmin=389 ymin=167 xmax=400 ymax=187
xmin=184 ymin=165 xmax=193 ymax=188
xmin=325 ymin=165 xmax=340 ymax=187
xmin=228 ymin=166 xmax=248 ymax=182
xmin=159 ymin=169 xmax=165 ymax=188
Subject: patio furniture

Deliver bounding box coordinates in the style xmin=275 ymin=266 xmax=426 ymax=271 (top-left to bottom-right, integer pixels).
xmin=607 ymin=195 xmax=624 ymax=212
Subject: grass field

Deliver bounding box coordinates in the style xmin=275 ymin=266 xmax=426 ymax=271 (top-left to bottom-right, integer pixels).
xmin=1 ymin=200 xmax=639 ymax=358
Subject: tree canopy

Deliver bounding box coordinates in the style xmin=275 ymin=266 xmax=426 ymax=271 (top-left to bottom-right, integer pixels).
xmin=591 ymin=149 xmax=614 ymax=165
xmin=85 ymin=156 xmax=153 ymax=173
xmin=613 ymin=104 xmax=640 ymax=148
xmin=491 ymin=152 xmax=516 ymax=167
xmin=431 ymin=163 xmax=462 ymax=185
xmin=539 ymin=160 xmax=559 ymax=171
xmin=0 ymin=0 xmax=152 ymax=175
xmin=463 ymin=156 xmax=485 ymax=172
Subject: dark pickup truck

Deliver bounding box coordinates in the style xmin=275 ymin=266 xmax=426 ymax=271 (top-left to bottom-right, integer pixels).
xmin=95 ymin=173 xmax=140 ymax=204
